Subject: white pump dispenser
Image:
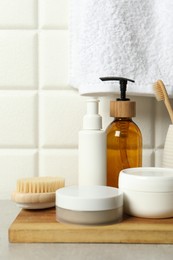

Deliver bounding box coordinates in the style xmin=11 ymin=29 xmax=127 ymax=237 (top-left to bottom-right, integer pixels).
xmin=78 ymin=98 xmax=106 ymax=186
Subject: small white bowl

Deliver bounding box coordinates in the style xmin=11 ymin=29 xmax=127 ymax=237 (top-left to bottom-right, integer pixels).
xmin=119 ymin=167 xmax=173 ymax=218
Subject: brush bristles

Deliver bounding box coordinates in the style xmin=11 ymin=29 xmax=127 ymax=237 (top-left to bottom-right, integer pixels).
xmin=16 ymin=177 xmax=65 ymax=193
xmin=153 ymin=80 xmax=166 ymax=101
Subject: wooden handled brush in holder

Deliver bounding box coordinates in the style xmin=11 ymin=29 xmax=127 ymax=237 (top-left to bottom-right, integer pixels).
xmin=163 ymin=125 xmax=173 ymax=168
xmin=153 ymin=80 xmax=173 ymax=168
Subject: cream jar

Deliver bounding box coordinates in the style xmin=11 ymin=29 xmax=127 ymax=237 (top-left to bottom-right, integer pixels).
xmin=56 ymin=185 xmax=123 ymax=225
xmin=119 ymin=167 xmax=173 ymax=218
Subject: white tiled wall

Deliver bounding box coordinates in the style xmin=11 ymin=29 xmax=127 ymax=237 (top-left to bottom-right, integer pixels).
xmin=0 ymin=0 xmax=172 ymax=199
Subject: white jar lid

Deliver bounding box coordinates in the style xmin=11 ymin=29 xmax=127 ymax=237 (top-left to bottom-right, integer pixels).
xmin=119 ymin=167 xmax=173 ymax=192
xmin=56 ymin=185 xmax=123 ymax=211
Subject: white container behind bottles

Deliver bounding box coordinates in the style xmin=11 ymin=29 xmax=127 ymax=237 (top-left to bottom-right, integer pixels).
xmin=163 ymin=124 xmax=173 ymax=168
xmin=78 ymin=98 xmax=106 ymax=186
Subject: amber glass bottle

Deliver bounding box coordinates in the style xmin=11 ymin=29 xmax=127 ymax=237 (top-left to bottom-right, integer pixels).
xmin=107 ymin=117 xmax=142 ymax=187
xmin=100 ymin=77 xmax=142 ymax=188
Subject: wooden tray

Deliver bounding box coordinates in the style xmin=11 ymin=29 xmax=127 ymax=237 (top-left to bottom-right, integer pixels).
xmin=8 ymin=207 xmax=173 ymax=244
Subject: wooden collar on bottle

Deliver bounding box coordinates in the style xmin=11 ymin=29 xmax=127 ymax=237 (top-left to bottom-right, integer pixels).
xmin=110 ymin=101 xmax=136 ymax=118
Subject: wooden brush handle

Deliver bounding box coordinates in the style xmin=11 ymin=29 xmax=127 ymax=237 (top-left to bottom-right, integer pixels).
xmin=158 ymin=80 xmax=173 ymax=123
xmin=12 ymin=191 xmax=55 ymax=204
xmin=165 ymin=98 xmax=173 ymax=124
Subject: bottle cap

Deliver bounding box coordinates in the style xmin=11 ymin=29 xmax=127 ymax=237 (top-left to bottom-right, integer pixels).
xmin=100 ymin=77 xmax=136 ymax=118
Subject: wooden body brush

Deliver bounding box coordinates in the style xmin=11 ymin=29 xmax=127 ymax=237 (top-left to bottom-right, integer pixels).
xmin=12 ymin=176 xmax=65 ymax=209
xmin=153 ymin=80 xmax=173 ymax=123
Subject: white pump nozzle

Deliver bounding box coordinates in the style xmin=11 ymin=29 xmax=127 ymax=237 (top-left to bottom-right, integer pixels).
xmin=83 ymin=98 xmax=102 ymax=130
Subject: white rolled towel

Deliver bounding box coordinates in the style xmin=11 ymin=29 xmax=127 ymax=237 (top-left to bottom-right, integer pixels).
xmin=69 ymin=0 xmax=173 ymax=96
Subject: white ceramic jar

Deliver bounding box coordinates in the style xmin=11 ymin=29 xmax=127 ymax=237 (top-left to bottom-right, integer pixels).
xmin=56 ymin=186 xmax=123 ymax=225
xmin=119 ymin=167 xmax=173 ymax=218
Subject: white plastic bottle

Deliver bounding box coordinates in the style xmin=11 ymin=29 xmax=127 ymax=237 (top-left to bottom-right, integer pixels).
xmin=78 ymin=98 xmax=106 ymax=186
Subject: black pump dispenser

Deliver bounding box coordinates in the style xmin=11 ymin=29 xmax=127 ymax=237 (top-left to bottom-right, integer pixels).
xmin=101 ymin=76 xmax=142 ymax=188
xmin=100 ymin=77 xmax=136 ymax=118
xmin=100 ymin=77 xmax=135 ymax=101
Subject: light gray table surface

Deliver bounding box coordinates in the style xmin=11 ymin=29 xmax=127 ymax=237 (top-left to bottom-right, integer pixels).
xmin=1 ymin=200 xmax=173 ymax=260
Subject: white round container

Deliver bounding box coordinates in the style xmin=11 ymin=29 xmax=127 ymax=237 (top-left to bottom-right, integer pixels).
xmin=56 ymin=186 xmax=123 ymax=225
xmin=119 ymin=167 xmax=173 ymax=218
